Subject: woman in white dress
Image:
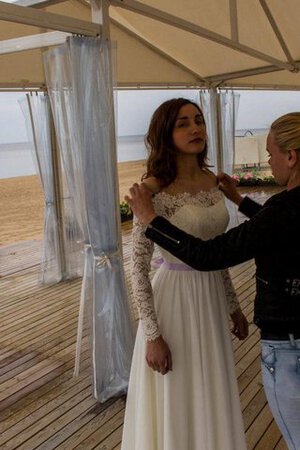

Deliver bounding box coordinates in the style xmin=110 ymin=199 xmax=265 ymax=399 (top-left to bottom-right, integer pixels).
xmin=121 ymin=98 xmax=248 ymax=450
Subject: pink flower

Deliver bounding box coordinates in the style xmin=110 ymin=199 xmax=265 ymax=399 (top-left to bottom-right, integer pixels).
xmin=244 ymin=172 xmax=253 ymax=180
xmin=231 ymin=174 xmax=240 ymax=181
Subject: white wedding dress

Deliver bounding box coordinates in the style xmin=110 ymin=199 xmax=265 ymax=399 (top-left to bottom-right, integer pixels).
xmin=121 ymin=188 xmax=247 ymax=450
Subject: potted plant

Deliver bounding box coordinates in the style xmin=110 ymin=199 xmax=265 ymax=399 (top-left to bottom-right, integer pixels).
xmin=232 ymin=170 xmax=278 ymax=187
xmin=120 ymin=201 xmax=133 ymax=222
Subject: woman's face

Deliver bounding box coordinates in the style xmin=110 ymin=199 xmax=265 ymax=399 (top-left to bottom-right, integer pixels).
xmin=266 ymin=130 xmax=290 ymax=186
xmin=172 ymin=104 xmax=206 ymax=155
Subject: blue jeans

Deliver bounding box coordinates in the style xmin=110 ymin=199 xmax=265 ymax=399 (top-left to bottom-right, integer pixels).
xmin=261 ymin=336 xmax=300 ymax=450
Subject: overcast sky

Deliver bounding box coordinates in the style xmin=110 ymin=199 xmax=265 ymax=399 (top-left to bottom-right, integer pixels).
xmin=1 ymin=89 xmax=300 ymax=143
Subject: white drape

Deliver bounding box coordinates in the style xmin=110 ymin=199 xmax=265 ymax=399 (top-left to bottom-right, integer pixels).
xmin=220 ymin=91 xmax=240 ymax=175
xmin=220 ymin=91 xmax=240 ymax=228
xmin=19 ymin=93 xmax=63 ymax=283
xmin=199 ymin=89 xmax=218 ymax=173
xmin=43 ymin=36 xmax=135 ymax=402
xmin=200 ymin=89 xmax=240 ymax=228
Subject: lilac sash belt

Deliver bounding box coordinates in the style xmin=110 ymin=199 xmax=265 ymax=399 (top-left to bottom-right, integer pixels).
xmin=162 ymin=261 xmax=194 ymax=271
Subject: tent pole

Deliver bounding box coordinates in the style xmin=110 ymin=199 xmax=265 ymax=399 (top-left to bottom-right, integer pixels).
xmin=48 ymin=99 xmax=67 ymax=279
xmin=26 ymin=94 xmax=45 ymax=192
xmin=91 ymin=0 xmax=110 ymax=39
xmin=212 ymin=87 xmax=223 ymax=173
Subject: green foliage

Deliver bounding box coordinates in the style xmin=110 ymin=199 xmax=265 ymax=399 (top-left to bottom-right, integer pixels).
xmin=120 ymin=201 xmax=133 ymax=221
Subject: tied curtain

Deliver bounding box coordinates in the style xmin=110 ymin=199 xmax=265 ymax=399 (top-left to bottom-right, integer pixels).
xmin=19 ymin=93 xmax=68 ymax=284
xmin=43 ymin=36 xmax=135 ymax=402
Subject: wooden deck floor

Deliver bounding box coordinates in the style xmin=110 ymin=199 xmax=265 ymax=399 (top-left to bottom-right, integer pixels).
xmin=0 ymin=223 xmax=287 ymax=449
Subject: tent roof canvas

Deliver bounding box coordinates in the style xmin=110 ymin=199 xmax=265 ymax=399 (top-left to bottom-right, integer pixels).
xmin=1 ymin=0 xmax=300 ymax=89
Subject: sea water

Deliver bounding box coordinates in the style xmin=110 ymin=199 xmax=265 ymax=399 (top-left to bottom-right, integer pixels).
xmin=0 ymin=136 xmax=148 ymax=179
xmin=0 ymin=142 xmax=36 ymax=178
xmin=0 ymin=130 xmax=270 ymax=179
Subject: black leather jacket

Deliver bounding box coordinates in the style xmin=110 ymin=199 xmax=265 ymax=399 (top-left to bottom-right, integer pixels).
xmin=145 ymin=187 xmax=300 ymax=336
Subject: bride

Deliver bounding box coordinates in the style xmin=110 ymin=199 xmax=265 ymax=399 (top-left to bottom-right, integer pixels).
xmin=121 ymin=98 xmax=248 ymax=450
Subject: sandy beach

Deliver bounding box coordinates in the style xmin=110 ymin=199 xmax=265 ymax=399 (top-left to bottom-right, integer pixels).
xmin=0 ymin=175 xmax=44 ymax=246
xmin=0 ymin=160 xmax=280 ymax=247
xmin=0 ymin=160 xmax=146 ymax=246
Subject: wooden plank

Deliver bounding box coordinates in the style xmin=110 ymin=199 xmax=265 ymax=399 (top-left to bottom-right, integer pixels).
xmin=4 ymin=387 xmax=96 ymax=449
xmin=246 ymin=403 xmax=275 ymax=448
xmin=254 ymin=419 xmax=283 ymax=450
xmin=240 ymin=371 xmax=263 ymax=411
xmin=69 ymin=408 xmax=125 ymax=450
xmin=0 ymin=351 xmax=91 ymax=425
xmin=0 ymin=375 xmax=92 ymax=446
xmin=0 ymin=360 xmax=65 ymax=412
xmin=38 ymin=398 xmax=125 ymax=450
xmin=239 ymin=357 xmax=261 ymax=398
xmin=0 ymin=351 xmax=40 ymax=380
xmin=275 ymin=438 xmax=288 ymax=449
xmin=0 ymin=240 xmax=42 ymax=276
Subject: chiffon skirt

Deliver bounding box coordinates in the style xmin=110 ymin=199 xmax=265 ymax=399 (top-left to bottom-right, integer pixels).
xmin=121 ymin=267 xmax=247 ymax=450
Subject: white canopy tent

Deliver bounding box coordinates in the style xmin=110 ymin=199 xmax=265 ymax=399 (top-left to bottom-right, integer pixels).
xmin=0 ymin=0 xmax=300 ymax=90
xmin=2 ymin=0 xmax=300 ymax=402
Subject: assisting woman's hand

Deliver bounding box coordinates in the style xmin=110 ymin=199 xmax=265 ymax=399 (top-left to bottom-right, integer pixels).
xmin=230 ymin=308 xmax=249 ymax=340
xmin=217 ymin=172 xmax=243 ymax=207
xmin=125 ymin=183 xmax=157 ymax=225
xmin=146 ymin=335 xmax=173 ymax=375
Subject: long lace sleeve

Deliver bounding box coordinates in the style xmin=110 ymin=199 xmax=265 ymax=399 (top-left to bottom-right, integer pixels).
xmin=131 ymin=217 xmax=161 ymax=341
xmin=220 ymin=269 xmax=240 ymax=314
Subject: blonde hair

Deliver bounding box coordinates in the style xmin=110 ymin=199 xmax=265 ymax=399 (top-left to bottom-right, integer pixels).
xmin=271 ymin=112 xmax=300 ymax=153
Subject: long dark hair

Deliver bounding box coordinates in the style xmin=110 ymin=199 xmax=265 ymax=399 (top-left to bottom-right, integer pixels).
xmin=142 ymin=98 xmax=209 ymax=187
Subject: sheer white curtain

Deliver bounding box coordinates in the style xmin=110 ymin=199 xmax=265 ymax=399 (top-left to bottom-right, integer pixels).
xmin=220 ymin=90 xmax=240 ymax=175
xmin=41 ymin=45 xmax=84 ymax=282
xmin=43 ymin=36 xmax=135 ymax=402
xmin=199 ymin=89 xmax=218 ymax=173
xmin=19 ymin=93 xmax=63 ymax=283
xmin=200 ymin=89 xmax=240 ymax=228
xmin=220 ymin=90 xmax=240 ymax=228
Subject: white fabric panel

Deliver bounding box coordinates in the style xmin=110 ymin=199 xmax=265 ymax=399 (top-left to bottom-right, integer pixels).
xmin=256 ymin=133 xmax=268 ymax=165
xmin=235 ymin=133 xmax=268 ymax=167
xmin=19 ymin=93 xmax=63 ymax=283
xmin=220 ymin=91 xmax=240 ymax=229
xmin=43 ymin=36 xmax=135 ymax=402
xmin=200 ymin=89 xmax=239 ymax=228
xmin=235 ymin=136 xmax=260 ymax=166
xmin=199 ymin=89 xmax=218 ymax=173
xmin=220 ymin=91 xmax=239 ymax=175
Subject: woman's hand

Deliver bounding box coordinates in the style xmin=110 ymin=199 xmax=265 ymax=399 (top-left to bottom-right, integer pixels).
xmin=146 ymin=335 xmax=173 ymax=375
xmin=125 ymin=183 xmax=157 ymax=225
xmin=230 ymin=308 xmax=249 ymax=340
xmin=217 ymin=172 xmax=243 ymax=207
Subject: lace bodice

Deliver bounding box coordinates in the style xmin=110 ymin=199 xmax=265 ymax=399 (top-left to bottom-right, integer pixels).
xmin=131 ymin=188 xmax=240 ymax=341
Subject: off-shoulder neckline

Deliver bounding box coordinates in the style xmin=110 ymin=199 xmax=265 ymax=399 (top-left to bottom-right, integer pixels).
xmin=155 ymin=186 xmax=220 ymax=198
